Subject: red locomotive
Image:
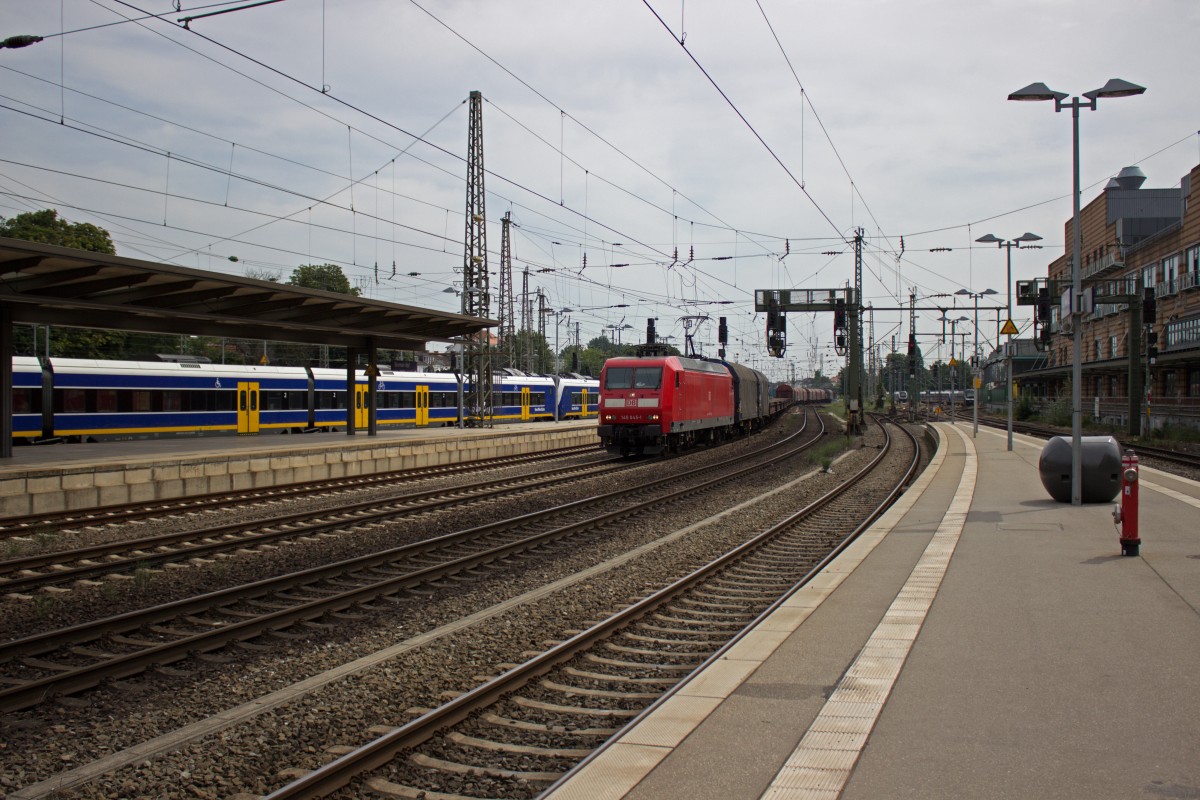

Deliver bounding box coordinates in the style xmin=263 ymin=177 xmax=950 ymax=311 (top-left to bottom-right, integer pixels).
xmin=597 ymin=355 xmax=778 ymax=456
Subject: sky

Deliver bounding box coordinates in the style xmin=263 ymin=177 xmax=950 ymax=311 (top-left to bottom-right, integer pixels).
xmin=2 ymin=0 xmax=1198 ymax=382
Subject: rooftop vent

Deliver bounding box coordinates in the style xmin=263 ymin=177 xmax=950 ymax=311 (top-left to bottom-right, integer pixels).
xmin=1115 ymin=166 xmax=1146 ymax=191
xmin=1105 ymin=178 xmax=1122 ymax=190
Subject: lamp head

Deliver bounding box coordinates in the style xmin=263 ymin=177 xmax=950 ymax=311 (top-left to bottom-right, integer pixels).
xmin=1008 ymin=82 xmax=1069 ymax=102
xmin=983 ymin=288 xmax=999 ymax=296
xmin=975 ymin=234 xmax=1002 ymax=244
xmin=1016 ymin=232 xmax=1043 ymax=243
xmin=1084 ymin=78 xmax=1146 ymax=99
xmin=954 ymin=289 xmax=970 ymax=296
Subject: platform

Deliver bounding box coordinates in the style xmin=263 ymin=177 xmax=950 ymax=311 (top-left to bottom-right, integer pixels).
xmin=546 ymin=421 xmax=1200 ymax=800
xmin=0 ymin=419 xmax=599 ymax=518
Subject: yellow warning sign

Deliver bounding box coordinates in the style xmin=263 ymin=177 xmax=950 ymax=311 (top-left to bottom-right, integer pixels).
xmin=949 ymin=358 xmax=959 ymax=367
xmin=973 ymin=376 xmax=981 ymax=389
xmin=1000 ymin=319 xmax=1019 ymax=336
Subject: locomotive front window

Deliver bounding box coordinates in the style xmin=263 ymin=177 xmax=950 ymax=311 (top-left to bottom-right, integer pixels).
xmin=605 ymin=366 xmax=661 ymax=390
xmin=633 ymin=367 xmax=662 ymax=389
xmin=604 ymin=368 xmax=633 ymax=389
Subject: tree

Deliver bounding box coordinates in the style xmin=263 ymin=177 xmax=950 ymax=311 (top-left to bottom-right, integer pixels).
xmin=287 ymin=263 xmax=360 ymax=296
xmin=0 ymin=209 xmax=115 ymax=254
xmin=2 ymin=210 xmax=137 ymax=358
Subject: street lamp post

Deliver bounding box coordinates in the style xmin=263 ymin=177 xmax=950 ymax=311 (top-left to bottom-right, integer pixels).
xmin=956 ymin=289 xmax=998 ymax=438
xmin=976 ymin=232 xmax=1043 ymax=450
xmin=1009 ymin=78 xmax=1145 ymax=505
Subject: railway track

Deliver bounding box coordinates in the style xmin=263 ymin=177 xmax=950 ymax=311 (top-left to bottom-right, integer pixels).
xmin=0 ymin=455 xmax=628 ymax=596
xmin=0 ymin=410 xmax=827 ymax=714
xmin=0 ymin=444 xmax=602 ymax=540
xmin=261 ymin=414 xmax=919 ymax=800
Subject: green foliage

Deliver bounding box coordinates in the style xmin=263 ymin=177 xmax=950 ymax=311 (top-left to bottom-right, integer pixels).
xmin=1016 ymin=393 xmax=1035 ymax=421
xmin=0 ymin=209 xmax=115 ymax=254
xmin=1043 ymin=393 xmax=1072 ymax=427
xmin=287 ymin=263 xmax=360 ymax=296
xmin=811 ymin=439 xmax=848 ymax=472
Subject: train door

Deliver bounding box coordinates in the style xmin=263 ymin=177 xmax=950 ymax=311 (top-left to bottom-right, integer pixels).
xmin=237 ymin=382 xmax=260 ymax=434
xmin=354 ymin=384 xmax=370 ymax=429
xmin=520 ymin=386 xmax=531 ymax=421
xmin=415 ymin=385 xmax=430 ymax=427
xmin=580 ymin=387 xmax=590 ymax=417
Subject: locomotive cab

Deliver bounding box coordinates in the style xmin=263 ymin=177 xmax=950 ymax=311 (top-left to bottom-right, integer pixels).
xmin=597 ymin=362 xmax=665 ymax=455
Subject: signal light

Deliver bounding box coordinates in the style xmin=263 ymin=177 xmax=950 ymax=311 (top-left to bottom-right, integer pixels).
xmin=833 ymin=298 xmax=847 ymax=330
xmin=1035 ymin=287 xmax=1051 ymax=323
xmin=719 ymin=316 xmax=728 ymax=345
xmin=1142 ymin=288 xmax=1156 ymax=324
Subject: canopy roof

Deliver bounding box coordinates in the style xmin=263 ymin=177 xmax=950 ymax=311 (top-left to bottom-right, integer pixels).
xmin=0 ymin=237 xmax=493 ymax=349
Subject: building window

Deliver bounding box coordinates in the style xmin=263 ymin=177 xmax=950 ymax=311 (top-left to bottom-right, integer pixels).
xmin=1187 ymin=244 xmax=1199 ymax=276
xmin=1111 ymin=376 xmax=1120 ymax=397
xmin=1142 ymin=263 xmax=1157 ymax=289
xmin=1190 ymin=369 xmax=1200 ymax=397
xmin=1164 ymin=371 xmax=1178 ymax=398
xmin=1163 ymin=254 xmax=1179 ymax=293
xmin=1109 ymin=336 xmax=1118 ymax=357
xmin=1093 ymin=339 xmax=1100 ymax=360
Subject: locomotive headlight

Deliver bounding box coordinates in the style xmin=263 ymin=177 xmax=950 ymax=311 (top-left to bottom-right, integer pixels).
xmin=603 ymin=414 xmax=615 ymax=422
xmin=648 ymin=414 xmax=659 ymax=421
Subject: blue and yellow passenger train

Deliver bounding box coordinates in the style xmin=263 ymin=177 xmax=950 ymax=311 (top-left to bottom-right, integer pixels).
xmin=11 ymin=357 xmax=598 ymax=441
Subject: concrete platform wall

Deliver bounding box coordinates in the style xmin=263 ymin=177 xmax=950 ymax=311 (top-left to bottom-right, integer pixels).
xmin=0 ymin=427 xmax=600 ymax=517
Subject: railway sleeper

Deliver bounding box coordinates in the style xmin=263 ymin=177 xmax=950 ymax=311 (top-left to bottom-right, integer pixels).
xmin=540 ymin=678 xmax=658 ymax=701
xmin=365 ymin=774 xmax=499 ymax=799
xmin=480 ymin=712 xmax=617 ymax=737
xmin=19 ymin=656 xmax=74 ymax=672
xmin=603 ymin=642 xmax=707 ymax=659
xmin=638 ymin=622 xmax=741 ymax=637
xmin=622 ymin=632 xmax=721 ymax=648
xmin=408 ymin=752 xmax=562 ymax=783
xmin=676 ymin=597 xmax=746 ymax=611
xmin=512 ymin=695 xmax=641 ymax=717
xmin=447 ymin=730 xmax=593 ymax=759
xmin=563 ymin=667 xmax=676 ymax=686
xmin=655 ymin=607 xmax=746 ymax=621
xmin=584 ymin=654 xmax=695 ymax=672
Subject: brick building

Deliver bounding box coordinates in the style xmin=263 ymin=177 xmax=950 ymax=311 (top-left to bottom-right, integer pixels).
xmin=1019 ymin=163 xmax=1200 ymax=432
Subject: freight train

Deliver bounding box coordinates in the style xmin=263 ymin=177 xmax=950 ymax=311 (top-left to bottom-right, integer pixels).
xmin=597 ymin=355 xmax=788 ymax=456
xmin=770 ymin=383 xmax=834 ymax=404
xmin=10 ymin=356 xmax=598 ymax=442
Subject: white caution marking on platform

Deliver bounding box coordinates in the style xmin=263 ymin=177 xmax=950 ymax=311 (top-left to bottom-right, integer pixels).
xmin=759 ymin=423 xmax=977 ymax=800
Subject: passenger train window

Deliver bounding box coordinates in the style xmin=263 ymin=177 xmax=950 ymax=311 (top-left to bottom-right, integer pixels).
xmin=96 ymin=390 xmax=118 ymax=413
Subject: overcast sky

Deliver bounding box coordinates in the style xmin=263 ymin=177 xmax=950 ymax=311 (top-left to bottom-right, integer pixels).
xmin=3 ymin=0 xmax=1197 ymax=379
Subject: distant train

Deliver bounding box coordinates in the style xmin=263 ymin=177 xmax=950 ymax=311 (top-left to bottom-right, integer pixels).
xmin=597 ymin=355 xmax=788 ymax=456
xmin=10 ymin=356 xmax=598 ymax=442
xmin=919 ymin=389 xmax=974 ymax=408
xmin=771 ymin=383 xmax=833 ymax=404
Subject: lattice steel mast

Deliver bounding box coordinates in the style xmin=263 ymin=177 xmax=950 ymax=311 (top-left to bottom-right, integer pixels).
xmin=498 ymin=211 xmax=515 ymax=370
xmin=463 ymin=90 xmax=492 ymax=425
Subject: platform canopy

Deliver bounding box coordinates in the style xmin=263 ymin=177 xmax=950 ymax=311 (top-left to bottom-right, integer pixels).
xmin=0 ymin=237 xmax=494 ymax=349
